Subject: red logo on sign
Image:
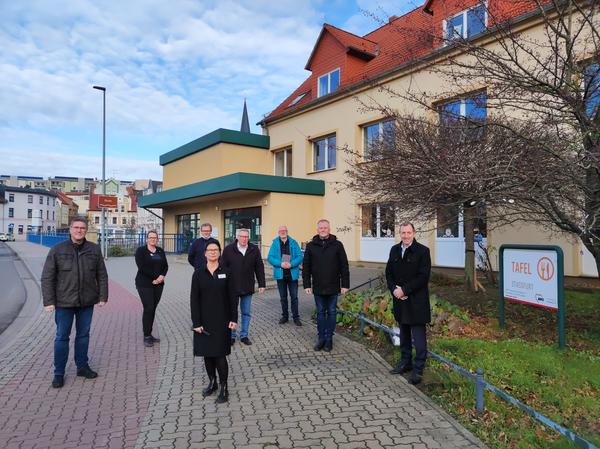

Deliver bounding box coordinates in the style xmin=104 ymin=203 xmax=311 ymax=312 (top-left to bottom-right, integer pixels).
xmin=537 ymin=257 xmax=554 ymax=281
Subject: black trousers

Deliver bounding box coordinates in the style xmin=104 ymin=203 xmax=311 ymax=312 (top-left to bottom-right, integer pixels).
xmin=204 ymin=356 xmax=228 ymax=383
xmin=399 ymin=324 xmax=427 ymax=373
xmin=137 ymin=285 xmax=164 ymax=337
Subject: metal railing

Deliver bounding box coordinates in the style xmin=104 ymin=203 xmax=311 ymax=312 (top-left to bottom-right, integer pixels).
xmin=26 ymin=232 xmax=192 ymax=254
xmin=339 ymin=278 xmax=598 ymax=449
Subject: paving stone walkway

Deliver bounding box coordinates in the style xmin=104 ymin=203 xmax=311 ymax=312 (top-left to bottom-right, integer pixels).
xmin=0 ymin=242 xmax=487 ymax=449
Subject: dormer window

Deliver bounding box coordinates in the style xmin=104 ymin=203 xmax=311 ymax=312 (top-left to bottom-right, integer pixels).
xmin=318 ymin=68 xmax=340 ymax=97
xmin=444 ymin=3 xmax=487 ymax=42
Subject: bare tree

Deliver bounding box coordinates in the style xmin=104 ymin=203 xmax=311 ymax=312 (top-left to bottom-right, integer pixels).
xmin=342 ymin=115 xmax=557 ymax=289
xmin=347 ymin=0 xmax=600 ymax=279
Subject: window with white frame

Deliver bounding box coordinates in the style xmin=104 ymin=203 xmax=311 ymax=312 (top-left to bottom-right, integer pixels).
xmin=363 ymin=119 xmax=396 ymax=160
xmin=274 ymin=148 xmax=293 ymax=177
xmin=439 ymin=91 xmax=487 ymax=125
xmin=95 ymin=216 xmax=100 ymax=224
xmin=8 ymin=194 xmax=14 ymax=202
xmin=444 ymin=3 xmax=487 ymax=42
xmin=27 ymin=195 xmax=33 ymax=203
xmin=8 ymin=208 xmax=14 ymax=218
xmin=362 ymin=204 xmax=395 ymax=238
xmin=39 ymin=196 xmax=43 ymax=204
xmin=318 ymin=68 xmax=340 ymax=97
xmin=27 ymin=209 xmax=32 ymax=218
xmin=312 ymin=135 xmax=336 ymax=171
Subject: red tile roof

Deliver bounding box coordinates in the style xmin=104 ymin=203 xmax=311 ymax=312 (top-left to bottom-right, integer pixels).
xmin=262 ymin=0 xmax=545 ymax=124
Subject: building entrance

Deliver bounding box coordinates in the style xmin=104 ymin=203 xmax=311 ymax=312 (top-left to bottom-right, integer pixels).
xmin=224 ymin=207 xmax=262 ymax=248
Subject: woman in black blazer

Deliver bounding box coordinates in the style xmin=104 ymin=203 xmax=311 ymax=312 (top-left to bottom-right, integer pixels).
xmin=135 ymin=230 xmax=168 ymax=347
xmin=190 ymin=241 xmax=238 ymax=403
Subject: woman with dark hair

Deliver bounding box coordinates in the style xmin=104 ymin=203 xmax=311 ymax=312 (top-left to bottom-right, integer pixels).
xmin=135 ymin=230 xmax=168 ymax=347
xmin=190 ymin=241 xmax=238 ymax=403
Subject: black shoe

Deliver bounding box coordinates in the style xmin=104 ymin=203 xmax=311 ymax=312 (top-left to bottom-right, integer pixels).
xmin=231 ymin=338 xmax=236 ymax=346
xmin=390 ymin=362 xmax=413 ymax=375
xmin=202 ymin=377 xmax=218 ymax=398
xmin=215 ymin=383 xmax=229 ymax=404
xmin=77 ymin=366 xmax=98 ymax=379
xmin=240 ymin=337 xmax=252 ymax=346
xmin=323 ymin=340 xmax=333 ymax=352
xmin=150 ymin=335 xmax=160 ymax=343
xmin=51 ymin=375 xmax=64 ymax=388
xmin=294 ymin=319 xmax=302 ymax=326
xmin=144 ymin=336 xmax=154 ymax=347
xmin=314 ymin=340 xmax=325 ymax=351
xmin=409 ymin=371 xmax=423 ymax=385
xmin=279 ymin=317 xmax=288 ymax=324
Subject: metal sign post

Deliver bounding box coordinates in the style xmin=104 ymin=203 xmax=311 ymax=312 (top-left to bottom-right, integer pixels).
xmin=499 ymin=244 xmax=565 ymax=349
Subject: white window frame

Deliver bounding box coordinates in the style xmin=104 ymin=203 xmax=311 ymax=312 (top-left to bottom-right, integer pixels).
xmin=273 ymin=147 xmax=292 ymax=177
xmin=312 ymin=134 xmax=336 ymax=172
xmin=361 ymin=204 xmax=396 ymax=239
xmin=443 ymin=2 xmax=488 ymax=43
xmin=317 ymin=68 xmax=340 ymax=97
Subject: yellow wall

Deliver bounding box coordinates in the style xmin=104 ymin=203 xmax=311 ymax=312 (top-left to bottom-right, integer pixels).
xmin=262 ymin=16 xmax=593 ymax=275
xmin=163 ymin=192 xmax=324 ymax=253
xmin=163 ymin=143 xmax=271 ymax=190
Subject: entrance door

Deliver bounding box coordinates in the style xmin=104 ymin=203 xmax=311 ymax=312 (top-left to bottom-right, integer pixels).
xmin=224 ymin=207 xmax=262 ymax=248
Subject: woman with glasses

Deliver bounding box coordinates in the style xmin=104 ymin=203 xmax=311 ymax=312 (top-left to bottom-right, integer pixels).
xmin=190 ymin=241 xmax=238 ymax=403
xmin=135 ymin=230 xmax=168 ymax=347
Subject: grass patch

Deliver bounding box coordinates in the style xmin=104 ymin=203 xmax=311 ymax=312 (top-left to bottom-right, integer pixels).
xmin=335 ymin=278 xmax=600 ymax=449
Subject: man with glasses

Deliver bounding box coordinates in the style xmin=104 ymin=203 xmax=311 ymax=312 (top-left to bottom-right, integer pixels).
xmin=41 ymin=216 xmax=108 ymax=388
xmin=267 ymin=225 xmax=303 ymax=326
xmin=188 ymin=223 xmax=219 ymax=270
xmin=221 ymin=229 xmax=265 ymax=346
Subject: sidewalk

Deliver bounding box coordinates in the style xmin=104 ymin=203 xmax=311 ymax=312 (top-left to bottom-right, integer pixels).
xmin=0 ymin=242 xmax=487 ymax=449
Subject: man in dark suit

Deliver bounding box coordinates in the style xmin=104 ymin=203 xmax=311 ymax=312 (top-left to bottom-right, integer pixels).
xmin=385 ymin=222 xmax=431 ymax=385
xmin=188 ymin=223 xmax=219 ymax=270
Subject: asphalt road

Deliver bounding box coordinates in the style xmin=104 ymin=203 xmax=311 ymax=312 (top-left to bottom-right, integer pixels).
xmin=0 ymin=243 xmax=26 ymax=335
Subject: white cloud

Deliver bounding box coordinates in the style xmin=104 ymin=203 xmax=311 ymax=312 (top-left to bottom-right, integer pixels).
xmin=0 ymin=0 xmax=324 ymax=177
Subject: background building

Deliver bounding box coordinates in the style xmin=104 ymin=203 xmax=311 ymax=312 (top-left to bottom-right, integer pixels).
xmin=0 ymin=186 xmax=59 ymax=239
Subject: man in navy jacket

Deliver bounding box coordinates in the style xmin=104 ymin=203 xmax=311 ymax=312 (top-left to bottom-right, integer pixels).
xmin=188 ymin=223 xmax=219 ymax=270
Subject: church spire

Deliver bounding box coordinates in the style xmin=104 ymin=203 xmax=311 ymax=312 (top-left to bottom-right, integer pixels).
xmin=240 ymin=99 xmax=250 ymax=133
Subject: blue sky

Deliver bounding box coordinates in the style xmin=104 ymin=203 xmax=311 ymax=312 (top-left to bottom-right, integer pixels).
xmin=0 ymin=0 xmax=420 ymax=180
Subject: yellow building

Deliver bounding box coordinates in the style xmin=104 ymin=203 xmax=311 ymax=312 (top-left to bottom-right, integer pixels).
xmin=139 ymin=0 xmax=598 ymax=277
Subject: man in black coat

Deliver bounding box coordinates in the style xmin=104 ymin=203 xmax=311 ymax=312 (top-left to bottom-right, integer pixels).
xmin=385 ymin=222 xmax=431 ymax=385
xmin=41 ymin=216 xmax=108 ymax=389
xmin=221 ymin=228 xmax=265 ymax=346
xmin=302 ymin=219 xmax=350 ymax=352
xmin=188 ymin=223 xmax=219 ymax=270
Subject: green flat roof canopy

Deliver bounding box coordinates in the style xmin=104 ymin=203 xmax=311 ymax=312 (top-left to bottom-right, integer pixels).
xmin=160 ymin=128 xmax=270 ymax=166
xmin=138 ymin=172 xmax=325 ymax=208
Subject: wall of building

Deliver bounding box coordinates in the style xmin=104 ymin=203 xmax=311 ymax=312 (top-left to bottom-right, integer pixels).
xmin=163 ymin=143 xmax=271 ymax=190
xmin=0 ymin=189 xmax=59 ymax=239
xmin=263 ymin=13 xmax=596 ymax=276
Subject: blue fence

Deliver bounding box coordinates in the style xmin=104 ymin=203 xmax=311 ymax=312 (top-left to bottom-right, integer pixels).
xmin=339 ymin=279 xmax=599 ymax=449
xmin=26 ymin=233 xmax=192 ymax=254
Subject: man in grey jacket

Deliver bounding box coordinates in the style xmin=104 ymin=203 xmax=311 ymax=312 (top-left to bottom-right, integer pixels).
xmin=41 ymin=216 xmax=109 ymax=388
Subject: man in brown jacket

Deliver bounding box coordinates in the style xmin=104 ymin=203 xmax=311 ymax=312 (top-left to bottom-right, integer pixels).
xmin=41 ymin=216 xmax=108 ymax=388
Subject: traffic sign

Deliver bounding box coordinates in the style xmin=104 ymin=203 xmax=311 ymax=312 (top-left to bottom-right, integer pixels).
xmin=98 ymin=195 xmax=117 ymax=208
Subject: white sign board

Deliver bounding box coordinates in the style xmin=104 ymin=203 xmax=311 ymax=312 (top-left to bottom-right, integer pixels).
xmin=503 ymin=248 xmax=559 ymax=310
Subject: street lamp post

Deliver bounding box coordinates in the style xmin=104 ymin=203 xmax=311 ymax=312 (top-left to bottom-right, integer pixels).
xmin=93 ymin=85 xmax=107 ymax=258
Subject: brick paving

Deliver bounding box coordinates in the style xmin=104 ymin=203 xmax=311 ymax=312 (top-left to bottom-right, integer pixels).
xmin=0 ymin=243 xmax=487 ymax=449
